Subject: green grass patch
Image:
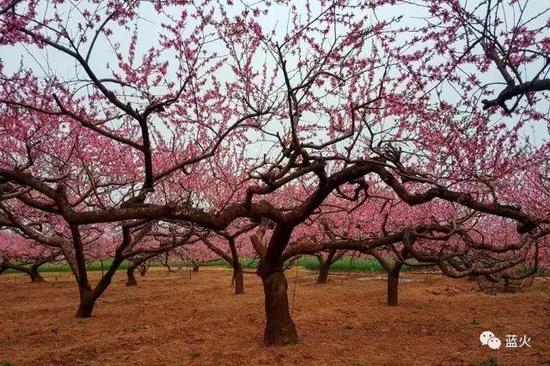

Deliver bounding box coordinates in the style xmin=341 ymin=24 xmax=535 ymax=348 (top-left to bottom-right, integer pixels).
xmin=468 ymin=318 xmax=480 ymax=327
xmin=2 ymin=260 xmax=135 ymax=275
xmin=201 ymin=258 xmax=260 ymax=269
xmin=202 ymin=256 xmax=403 ymax=273
xmin=295 ymin=256 xmax=410 ymax=273
xmin=2 ymin=256 xmax=416 ymax=275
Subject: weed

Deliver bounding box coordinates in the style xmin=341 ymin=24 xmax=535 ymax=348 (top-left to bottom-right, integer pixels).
xmin=473 ymin=356 xmax=499 ymax=366
xmin=188 ymin=350 xmax=201 ymax=359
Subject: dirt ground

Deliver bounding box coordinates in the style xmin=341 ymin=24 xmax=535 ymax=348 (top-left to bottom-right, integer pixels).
xmin=0 ymin=268 xmax=548 ymax=366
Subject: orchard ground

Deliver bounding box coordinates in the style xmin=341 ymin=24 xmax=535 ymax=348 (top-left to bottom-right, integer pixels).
xmin=0 ymin=268 xmax=548 ymax=366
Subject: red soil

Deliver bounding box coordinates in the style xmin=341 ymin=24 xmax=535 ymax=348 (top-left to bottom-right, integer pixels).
xmin=0 ymin=268 xmax=548 ymax=365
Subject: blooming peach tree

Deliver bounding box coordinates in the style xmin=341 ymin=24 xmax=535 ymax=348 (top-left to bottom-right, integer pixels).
xmin=0 ymin=0 xmax=547 ymax=345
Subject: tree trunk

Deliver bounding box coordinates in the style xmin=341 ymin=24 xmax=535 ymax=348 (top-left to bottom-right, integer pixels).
xmin=76 ymin=257 xmax=122 ymax=317
xmin=76 ymin=288 xmax=95 ymax=318
xmin=228 ymin=237 xmax=244 ymax=294
xmin=192 ymin=263 xmax=199 ymax=272
xmin=317 ymin=261 xmax=329 ymax=284
xmin=261 ymin=270 xmax=298 ymax=346
xmin=233 ymin=264 xmax=244 ymax=294
xmin=126 ymin=266 xmax=138 ymax=286
xmin=387 ymin=262 xmax=402 ymax=306
xmin=71 ymin=224 xmax=95 ymax=318
xmin=29 ymin=266 xmax=45 ymax=283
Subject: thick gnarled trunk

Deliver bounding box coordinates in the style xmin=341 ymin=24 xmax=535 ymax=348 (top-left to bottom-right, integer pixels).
xmin=261 ymin=270 xmax=298 ymax=346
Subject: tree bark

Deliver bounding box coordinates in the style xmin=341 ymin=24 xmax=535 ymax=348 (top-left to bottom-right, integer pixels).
xmin=228 ymin=237 xmax=244 ymax=294
xmin=76 ymin=256 xmax=124 ymax=317
xmin=29 ymin=265 xmax=45 ymax=283
xmin=387 ymin=262 xmax=402 ymax=306
xmin=233 ymin=264 xmax=244 ymax=294
xmin=76 ymin=288 xmax=95 ymax=318
xmin=317 ymin=249 xmax=338 ymax=284
xmin=317 ymin=261 xmax=329 ymax=284
xmin=261 ymin=270 xmax=298 ymax=346
xmin=126 ymin=266 xmax=138 ymax=286
xmin=192 ymin=263 xmax=199 ymax=272
xmin=71 ymin=225 xmax=97 ymax=318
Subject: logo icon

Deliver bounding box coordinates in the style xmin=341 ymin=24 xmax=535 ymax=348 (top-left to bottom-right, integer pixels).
xmin=487 ymin=337 xmax=501 ymax=350
xmin=480 ymin=331 xmax=501 ymax=349
xmin=480 ymin=331 xmax=495 ymax=346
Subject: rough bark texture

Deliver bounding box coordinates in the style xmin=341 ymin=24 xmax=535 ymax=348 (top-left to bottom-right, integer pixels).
xmin=126 ymin=267 xmax=138 ymax=286
xmin=192 ymin=264 xmax=200 ymax=272
xmin=228 ymin=237 xmax=244 ymax=294
xmin=261 ymin=270 xmax=299 ymax=346
xmin=387 ymin=263 xmax=402 ymax=306
xmin=76 ymin=256 xmax=122 ymax=317
xmin=29 ymin=266 xmax=45 ymax=283
xmin=76 ymin=289 xmax=95 ymax=318
xmin=71 ymin=225 xmax=94 ymax=318
xmin=233 ymin=264 xmax=244 ymax=294
xmin=317 ymin=262 xmax=329 ymax=284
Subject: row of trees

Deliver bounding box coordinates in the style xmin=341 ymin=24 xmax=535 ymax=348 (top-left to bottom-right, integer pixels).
xmin=0 ymin=0 xmax=548 ymax=345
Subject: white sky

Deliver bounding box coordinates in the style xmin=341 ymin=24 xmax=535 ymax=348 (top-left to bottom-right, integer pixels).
xmin=1 ymin=0 xmax=548 ymax=152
